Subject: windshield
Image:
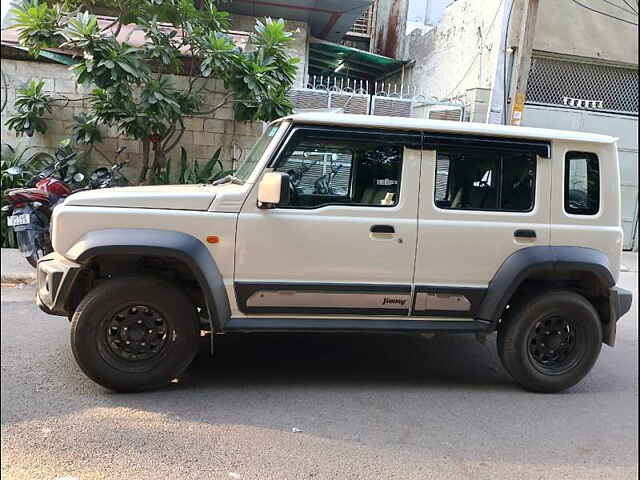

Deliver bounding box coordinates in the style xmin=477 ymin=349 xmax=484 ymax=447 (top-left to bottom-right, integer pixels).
xmin=235 ymin=123 xmax=283 ymax=182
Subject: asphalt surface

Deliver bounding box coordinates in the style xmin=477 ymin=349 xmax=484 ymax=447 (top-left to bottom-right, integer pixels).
xmin=1 ymin=271 xmax=638 ymax=480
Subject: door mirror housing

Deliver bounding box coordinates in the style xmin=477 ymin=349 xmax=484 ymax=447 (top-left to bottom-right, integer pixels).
xmin=257 ymin=172 xmax=290 ymax=209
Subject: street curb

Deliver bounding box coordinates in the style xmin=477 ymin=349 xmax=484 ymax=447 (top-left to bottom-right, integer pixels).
xmin=1 ymin=274 xmax=37 ymax=284
xmin=1 ymin=248 xmax=37 ymax=284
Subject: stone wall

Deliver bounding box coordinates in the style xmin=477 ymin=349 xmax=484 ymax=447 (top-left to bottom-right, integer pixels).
xmin=1 ymin=59 xmax=265 ymax=181
xmin=0 ymin=15 xmax=308 ymax=183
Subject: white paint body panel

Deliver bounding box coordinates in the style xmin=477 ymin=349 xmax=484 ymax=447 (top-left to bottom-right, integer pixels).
xmin=549 ymin=140 xmax=623 ymax=282
xmin=66 ymin=184 xmax=218 ymax=211
xmin=233 ymin=149 xmax=422 ymax=317
xmin=50 ymin=114 xmax=624 ymax=321
xmin=51 ymin=205 xmax=238 ymax=304
xmin=283 ymin=113 xmax=617 ymax=145
xmin=415 ymin=150 xmax=552 ymax=287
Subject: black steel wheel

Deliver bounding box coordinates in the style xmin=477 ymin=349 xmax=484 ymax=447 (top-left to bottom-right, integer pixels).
xmin=71 ymin=275 xmax=200 ymax=392
xmin=497 ymin=290 xmax=602 ymax=393
xmin=105 ymin=305 xmax=171 ymax=362
xmin=527 ymin=315 xmax=582 ymax=375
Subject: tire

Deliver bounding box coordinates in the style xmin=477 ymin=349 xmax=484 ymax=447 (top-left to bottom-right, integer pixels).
xmin=17 ymin=231 xmax=49 ymax=268
xmin=26 ymin=253 xmax=39 ymax=269
xmin=497 ymin=290 xmax=602 ymax=393
xmin=70 ymin=275 xmax=200 ymax=392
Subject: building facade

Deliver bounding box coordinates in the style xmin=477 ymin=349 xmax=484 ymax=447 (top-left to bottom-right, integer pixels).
xmin=372 ymin=0 xmax=639 ymax=250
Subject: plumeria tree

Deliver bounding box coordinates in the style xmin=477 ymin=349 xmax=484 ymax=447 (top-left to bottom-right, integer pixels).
xmin=9 ymin=0 xmax=299 ymax=183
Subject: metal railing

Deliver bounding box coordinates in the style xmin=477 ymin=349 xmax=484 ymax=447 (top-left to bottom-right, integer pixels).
xmin=290 ymin=75 xmax=466 ymax=121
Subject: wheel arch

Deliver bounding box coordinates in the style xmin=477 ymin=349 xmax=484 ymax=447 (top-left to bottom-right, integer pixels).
xmin=64 ymin=228 xmax=230 ymax=331
xmin=478 ymin=246 xmax=615 ymax=328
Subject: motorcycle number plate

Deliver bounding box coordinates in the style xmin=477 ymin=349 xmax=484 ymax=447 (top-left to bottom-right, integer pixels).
xmin=7 ymin=213 xmax=30 ymax=227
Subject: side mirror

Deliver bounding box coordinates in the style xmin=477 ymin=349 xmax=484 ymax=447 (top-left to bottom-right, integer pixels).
xmin=257 ymin=172 xmax=290 ymax=209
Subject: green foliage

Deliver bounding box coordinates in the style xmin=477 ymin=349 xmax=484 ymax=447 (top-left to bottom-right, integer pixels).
xmin=64 ymin=11 xmax=150 ymax=87
xmin=0 ymin=144 xmax=55 ymax=247
xmin=154 ymin=147 xmax=232 ymax=184
xmin=71 ymin=112 xmax=103 ymax=145
xmin=10 ymin=0 xmax=64 ymax=57
xmin=12 ymin=1 xmax=299 ymax=183
xmin=232 ymin=18 xmax=298 ymax=121
xmin=5 ymin=80 xmax=54 ymax=137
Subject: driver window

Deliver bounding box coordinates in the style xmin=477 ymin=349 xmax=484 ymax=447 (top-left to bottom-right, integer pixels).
xmin=274 ymin=130 xmax=403 ymax=208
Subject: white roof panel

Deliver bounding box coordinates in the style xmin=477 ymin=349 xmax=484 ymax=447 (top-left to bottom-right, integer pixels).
xmin=283 ymin=113 xmax=618 ymax=145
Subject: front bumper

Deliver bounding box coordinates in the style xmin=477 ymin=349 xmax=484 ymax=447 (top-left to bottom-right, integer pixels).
xmin=36 ymin=253 xmax=81 ymax=316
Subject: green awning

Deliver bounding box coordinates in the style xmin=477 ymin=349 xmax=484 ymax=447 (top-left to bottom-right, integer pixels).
xmin=308 ymin=37 xmax=406 ymax=81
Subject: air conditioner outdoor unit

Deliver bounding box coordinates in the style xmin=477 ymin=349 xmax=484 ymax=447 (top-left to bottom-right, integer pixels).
xmin=425 ymin=105 xmax=465 ymax=122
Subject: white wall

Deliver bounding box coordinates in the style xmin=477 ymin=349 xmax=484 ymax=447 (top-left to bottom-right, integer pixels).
xmin=401 ymin=0 xmax=506 ymax=104
xmin=534 ymin=0 xmax=638 ymax=65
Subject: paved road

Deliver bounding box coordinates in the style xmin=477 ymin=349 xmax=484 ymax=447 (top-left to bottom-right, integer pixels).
xmin=1 ymin=271 xmax=638 ymax=480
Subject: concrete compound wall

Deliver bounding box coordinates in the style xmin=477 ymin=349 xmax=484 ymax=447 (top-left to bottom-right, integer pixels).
xmin=398 ymin=0 xmax=505 ymax=117
xmin=0 ymin=15 xmax=308 ymax=183
xmin=532 ymin=0 xmax=638 ymax=65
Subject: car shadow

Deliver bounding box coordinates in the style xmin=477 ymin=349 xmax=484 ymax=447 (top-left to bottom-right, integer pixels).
xmin=181 ymin=332 xmax=512 ymax=390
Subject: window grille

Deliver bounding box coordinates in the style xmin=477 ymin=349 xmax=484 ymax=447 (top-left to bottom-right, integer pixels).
xmin=349 ymin=6 xmax=373 ymax=36
xmin=527 ymin=56 xmax=639 ymax=114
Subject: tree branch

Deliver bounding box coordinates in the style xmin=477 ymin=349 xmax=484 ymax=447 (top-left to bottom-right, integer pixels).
xmin=163 ymin=117 xmax=186 ymax=154
xmin=193 ymin=91 xmax=234 ymax=115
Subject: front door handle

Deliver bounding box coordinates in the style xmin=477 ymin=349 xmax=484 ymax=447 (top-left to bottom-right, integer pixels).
xmin=370 ymin=225 xmax=395 ymax=234
xmin=514 ymin=229 xmax=536 ymax=239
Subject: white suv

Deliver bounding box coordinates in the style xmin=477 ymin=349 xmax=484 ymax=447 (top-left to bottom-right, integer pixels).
xmin=36 ymin=113 xmax=633 ymax=393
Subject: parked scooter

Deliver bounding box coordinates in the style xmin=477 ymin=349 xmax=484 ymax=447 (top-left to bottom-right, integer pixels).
xmin=3 ymin=146 xmax=127 ymax=267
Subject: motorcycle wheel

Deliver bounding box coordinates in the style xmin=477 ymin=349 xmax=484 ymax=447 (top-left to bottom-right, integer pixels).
xmin=16 ymin=231 xmax=48 ymax=268
xmin=26 ymin=253 xmax=39 ymax=269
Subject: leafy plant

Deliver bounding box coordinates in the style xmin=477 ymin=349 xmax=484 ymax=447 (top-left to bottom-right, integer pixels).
xmin=0 ymin=143 xmax=54 ymax=247
xmin=154 ymin=147 xmax=232 ymax=184
xmin=11 ymin=1 xmax=299 ymax=184
xmin=5 ymin=80 xmax=54 ymax=137
xmin=9 ymin=0 xmax=64 ymax=57
xmin=71 ymin=112 xmax=103 ymax=145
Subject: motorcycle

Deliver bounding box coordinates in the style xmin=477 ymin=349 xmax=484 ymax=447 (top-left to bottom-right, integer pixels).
xmin=3 ymin=146 xmax=127 ymax=267
xmin=77 ymin=146 xmax=128 ymax=192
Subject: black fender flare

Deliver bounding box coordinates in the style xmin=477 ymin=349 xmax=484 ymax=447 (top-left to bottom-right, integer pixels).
xmin=66 ymin=228 xmax=230 ymax=330
xmin=477 ymin=246 xmax=615 ymax=324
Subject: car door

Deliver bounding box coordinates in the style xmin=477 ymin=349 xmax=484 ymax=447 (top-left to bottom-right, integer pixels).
xmin=233 ymin=127 xmax=421 ymax=318
xmin=413 ymin=137 xmax=552 ymax=318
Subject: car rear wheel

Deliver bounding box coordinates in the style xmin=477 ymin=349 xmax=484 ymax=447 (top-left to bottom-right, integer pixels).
xmin=70 ymin=275 xmax=200 ymax=392
xmin=497 ymin=290 xmax=602 ymax=393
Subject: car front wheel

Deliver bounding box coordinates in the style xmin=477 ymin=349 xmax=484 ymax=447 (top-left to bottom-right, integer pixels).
xmin=497 ymin=290 xmax=603 ymax=393
xmin=70 ymin=275 xmax=200 ymax=392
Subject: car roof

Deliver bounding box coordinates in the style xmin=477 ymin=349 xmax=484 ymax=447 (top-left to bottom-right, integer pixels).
xmin=282 ymin=113 xmax=617 ymax=145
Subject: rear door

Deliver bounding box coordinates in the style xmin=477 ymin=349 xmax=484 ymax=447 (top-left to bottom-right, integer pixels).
xmin=413 ymin=137 xmax=552 ymax=318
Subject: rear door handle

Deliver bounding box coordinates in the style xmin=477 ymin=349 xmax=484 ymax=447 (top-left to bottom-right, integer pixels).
xmin=370 ymin=225 xmax=395 ymax=234
xmin=514 ymin=229 xmax=536 ymax=239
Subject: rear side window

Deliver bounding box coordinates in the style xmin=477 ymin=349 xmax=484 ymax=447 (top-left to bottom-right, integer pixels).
xmin=434 ymin=150 xmax=536 ymax=212
xmin=565 ymin=152 xmax=600 ymax=215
